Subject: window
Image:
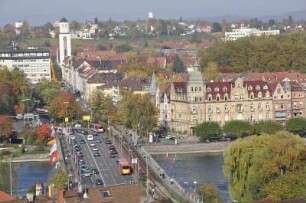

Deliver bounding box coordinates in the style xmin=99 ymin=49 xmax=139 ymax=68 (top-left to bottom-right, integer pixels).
xmin=255 ymin=85 xmax=260 ymax=90
xmin=102 ymin=190 xmax=111 ymax=198
xmin=214 ymin=87 xmax=219 ymax=92
xmin=263 ymin=85 xmax=268 ymax=90
xmin=223 ymin=87 xmax=227 ymax=92
xmin=248 ymin=86 xmax=252 ymax=90
xmin=207 ymin=87 xmax=211 ymax=92
xmin=190 ymin=87 xmax=193 ymax=92
xmin=195 ymin=87 xmax=198 ymax=92
xmin=208 ymin=94 xmax=212 ymax=101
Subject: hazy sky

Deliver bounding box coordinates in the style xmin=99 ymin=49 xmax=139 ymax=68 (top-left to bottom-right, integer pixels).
xmin=0 ymin=0 xmax=305 ymax=25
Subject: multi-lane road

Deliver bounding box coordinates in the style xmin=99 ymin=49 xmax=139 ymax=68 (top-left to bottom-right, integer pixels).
xmin=62 ymin=129 xmax=135 ymax=188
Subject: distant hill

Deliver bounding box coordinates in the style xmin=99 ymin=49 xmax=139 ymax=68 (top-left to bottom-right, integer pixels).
xmin=193 ymin=10 xmax=306 ymax=22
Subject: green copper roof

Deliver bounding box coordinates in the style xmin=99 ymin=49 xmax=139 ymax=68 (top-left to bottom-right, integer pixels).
xmin=188 ymin=65 xmax=203 ymax=84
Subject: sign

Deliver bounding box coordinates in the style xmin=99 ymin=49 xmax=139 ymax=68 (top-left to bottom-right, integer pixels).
xmin=64 ymin=117 xmax=69 ymax=123
xmin=131 ymin=158 xmax=138 ymax=164
xmin=82 ymin=115 xmax=91 ymax=121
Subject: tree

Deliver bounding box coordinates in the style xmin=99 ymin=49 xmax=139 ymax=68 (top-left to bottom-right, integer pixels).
xmin=49 ymin=167 xmax=68 ymax=189
xmin=203 ymin=62 xmax=222 ymax=82
xmin=33 ymin=78 xmax=60 ymax=106
xmin=211 ymin=22 xmax=222 ymax=33
xmin=89 ymin=90 xmax=117 ymax=123
xmin=194 ymin=122 xmax=222 ymax=142
xmin=117 ymin=93 xmax=157 ymax=138
xmin=223 ymin=120 xmax=254 ymax=139
xmin=36 ymin=123 xmax=51 ymax=142
xmin=48 ymin=93 xmax=82 ymax=122
xmin=0 ymin=115 xmax=13 ymax=139
xmin=197 ymin=183 xmax=223 ymax=203
xmin=172 ymin=56 xmax=185 ymax=73
xmin=285 ymin=117 xmax=306 ymax=136
xmin=253 ymin=120 xmax=284 ymax=135
xmin=113 ymin=44 xmax=132 ymax=53
xmin=223 ymin=131 xmax=306 ymax=202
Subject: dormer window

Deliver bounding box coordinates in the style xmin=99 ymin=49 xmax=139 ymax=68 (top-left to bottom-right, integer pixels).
xmin=263 ymin=84 xmax=268 ymax=90
xmin=208 ymin=94 xmax=212 ymax=101
xmin=255 ymin=85 xmax=260 ymax=90
xmin=250 ymin=92 xmax=254 ymax=99
xmin=258 ymin=92 xmax=262 ymax=98
xmin=248 ymin=86 xmax=252 ymax=91
xmin=216 ymin=94 xmax=220 ymax=101
xmin=214 ymin=87 xmax=219 ymax=92
xmin=223 ymin=87 xmax=227 ymax=92
xmin=266 ymin=91 xmax=270 ymax=98
xmin=207 ymin=87 xmax=211 ymax=92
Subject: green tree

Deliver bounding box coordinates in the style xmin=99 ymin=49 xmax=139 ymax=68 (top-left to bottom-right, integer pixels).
xmin=223 ymin=120 xmax=254 ymax=139
xmin=34 ymin=78 xmax=61 ymax=106
xmin=117 ymin=93 xmax=157 ymax=138
xmin=195 ymin=122 xmax=222 ymax=142
xmin=212 ymin=22 xmax=222 ymax=33
xmin=49 ymin=167 xmax=68 ymax=189
xmin=285 ymin=117 xmax=306 ymax=136
xmin=253 ymin=120 xmax=284 ymax=135
xmin=89 ymin=90 xmax=117 ymax=123
xmin=223 ymin=131 xmax=306 ymax=202
xmin=113 ymin=44 xmax=132 ymax=53
xmin=197 ymin=183 xmax=223 ymax=203
xmin=172 ymin=56 xmax=185 ymax=73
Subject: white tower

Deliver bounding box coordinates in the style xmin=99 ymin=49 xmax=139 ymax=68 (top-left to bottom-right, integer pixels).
xmin=148 ymin=12 xmax=154 ymax=19
xmin=58 ymin=17 xmax=71 ymax=65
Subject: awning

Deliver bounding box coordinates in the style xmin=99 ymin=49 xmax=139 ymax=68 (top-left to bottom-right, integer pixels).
xmin=275 ymin=112 xmax=287 ymax=118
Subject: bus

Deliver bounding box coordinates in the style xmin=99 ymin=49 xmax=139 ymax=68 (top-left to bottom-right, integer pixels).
xmin=91 ymin=123 xmax=105 ymax=133
xmin=119 ymin=159 xmax=133 ymax=175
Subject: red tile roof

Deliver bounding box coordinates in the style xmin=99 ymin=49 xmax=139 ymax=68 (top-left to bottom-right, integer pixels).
xmin=0 ymin=191 xmax=16 ymax=202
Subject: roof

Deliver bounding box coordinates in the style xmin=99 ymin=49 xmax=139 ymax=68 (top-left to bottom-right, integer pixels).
xmin=0 ymin=191 xmax=16 ymax=202
xmin=60 ymin=17 xmax=68 ymax=22
xmin=64 ymin=184 xmax=145 ymax=203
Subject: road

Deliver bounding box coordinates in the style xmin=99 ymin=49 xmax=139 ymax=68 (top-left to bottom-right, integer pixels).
xmin=63 ymin=128 xmax=135 ymax=188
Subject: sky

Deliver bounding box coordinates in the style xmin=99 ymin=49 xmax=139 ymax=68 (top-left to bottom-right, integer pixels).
xmin=0 ymin=0 xmax=305 ymax=25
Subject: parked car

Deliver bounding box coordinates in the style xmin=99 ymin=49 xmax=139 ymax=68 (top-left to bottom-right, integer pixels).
xmin=95 ymin=178 xmax=103 ymax=185
xmin=105 ymin=139 xmax=112 ymax=144
xmin=92 ymin=168 xmax=99 ymax=174
xmin=94 ymin=152 xmax=101 ymax=157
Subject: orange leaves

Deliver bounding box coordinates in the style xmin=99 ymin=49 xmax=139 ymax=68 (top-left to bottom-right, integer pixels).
xmin=0 ymin=115 xmax=13 ymax=138
xmin=36 ymin=123 xmax=51 ymax=141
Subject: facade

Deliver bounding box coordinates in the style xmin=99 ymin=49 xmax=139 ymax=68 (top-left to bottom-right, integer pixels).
xmin=225 ymin=28 xmax=280 ymax=41
xmin=0 ymin=48 xmax=51 ymax=83
xmin=160 ymin=65 xmax=305 ymax=136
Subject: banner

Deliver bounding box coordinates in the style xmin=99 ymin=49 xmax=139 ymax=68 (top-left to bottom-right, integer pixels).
xmin=49 ymin=143 xmax=57 ymax=155
xmin=50 ymin=150 xmax=59 ymax=165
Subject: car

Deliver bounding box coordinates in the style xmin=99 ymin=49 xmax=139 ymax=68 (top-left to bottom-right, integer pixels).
xmin=165 ymin=135 xmax=176 ymax=140
xmin=90 ymin=143 xmax=96 ymax=147
xmin=80 ymin=139 xmax=86 ymax=144
xmin=110 ymin=153 xmax=116 ymax=158
xmin=94 ymin=152 xmax=101 ymax=157
xmin=74 ymin=124 xmax=81 ymax=128
xmin=82 ymin=172 xmax=92 ymax=177
xmin=105 ymin=139 xmax=112 ymax=144
xmin=96 ymin=139 xmax=102 ymax=143
xmin=92 ymin=168 xmax=99 ymax=174
xmin=78 ymin=159 xmax=86 ymax=165
xmin=109 ymin=145 xmax=115 ymax=150
xmin=95 ymin=178 xmax=103 ymax=185
xmin=110 ymin=149 xmax=118 ymax=155
xmin=92 ymin=147 xmax=99 ymax=151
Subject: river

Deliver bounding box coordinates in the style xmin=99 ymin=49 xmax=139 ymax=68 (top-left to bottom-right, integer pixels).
xmin=11 ymin=162 xmax=53 ymax=197
xmin=153 ymin=153 xmax=230 ymax=202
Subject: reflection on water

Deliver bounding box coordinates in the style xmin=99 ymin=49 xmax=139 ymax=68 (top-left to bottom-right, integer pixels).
xmin=12 ymin=162 xmax=52 ymax=197
xmin=153 ymin=153 xmax=230 ymax=201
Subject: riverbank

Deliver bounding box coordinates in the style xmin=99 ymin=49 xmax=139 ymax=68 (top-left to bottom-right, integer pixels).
xmin=1 ymin=153 xmax=49 ymax=163
xmin=144 ymin=141 xmax=229 ymax=155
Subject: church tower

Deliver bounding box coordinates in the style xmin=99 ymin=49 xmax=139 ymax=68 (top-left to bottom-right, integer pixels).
xmin=58 ymin=17 xmax=71 ymax=65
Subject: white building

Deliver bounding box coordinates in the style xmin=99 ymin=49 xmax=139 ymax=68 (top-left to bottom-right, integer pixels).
xmin=58 ymin=18 xmax=71 ymax=66
xmin=0 ymin=48 xmax=51 ymax=83
xmin=225 ymin=28 xmax=280 ymax=41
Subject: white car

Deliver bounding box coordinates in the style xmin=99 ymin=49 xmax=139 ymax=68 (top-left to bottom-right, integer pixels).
xmin=92 ymin=148 xmax=99 ymax=151
xmin=90 ymin=143 xmax=96 ymax=147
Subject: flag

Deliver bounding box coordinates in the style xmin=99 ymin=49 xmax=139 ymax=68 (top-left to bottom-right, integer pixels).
xmin=50 ymin=150 xmax=59 ymax=165
xmin=49 ymin=143 xmax=57 ymax=155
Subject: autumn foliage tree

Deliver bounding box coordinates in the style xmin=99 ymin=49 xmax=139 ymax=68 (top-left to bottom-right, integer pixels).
xmin=48 ymin=92 xmax=82 ymax=122
xmin=0 ymin=115 xmax=13 ymax=139
xmin=36 ymin=123 xmax=51 ymax=142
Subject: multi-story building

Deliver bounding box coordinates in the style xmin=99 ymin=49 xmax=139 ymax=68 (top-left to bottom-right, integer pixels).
xmin=225 ymin=28 xmax=280 ymax=41
xmin=159 ymin=65 xmax=305 ymax=136
xmin=0 ymin=48 xmax=51 ymax=83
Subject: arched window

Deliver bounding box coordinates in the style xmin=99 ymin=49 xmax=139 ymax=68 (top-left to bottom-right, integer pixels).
xmin=216 ymin=94 xmax=220 ymax=101
xmin=207 ymin=87 xmax=211 ymax=92
xmin=224 ymin=93 xmax=228 ymax=101
xmin=214 ymin=87 xmax=219 ymax=92
xmin=250 ymin=92 xmax=254 ymax=99
xmin=263 ymin=84 xmax=268 ymax=90
xmin=208 ymin=94 xmax=212 ymax=101
xmin=248 ymin=86 xmax=253 ymax=91
xmin=255 ymin=85 xmax=260 ymax=90
xmin=223 ymin=87 xmax=227 ymax=92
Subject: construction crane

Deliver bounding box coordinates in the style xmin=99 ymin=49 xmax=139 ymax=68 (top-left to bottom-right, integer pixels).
xmin=50 ymin=59 xmax=58 ymax=82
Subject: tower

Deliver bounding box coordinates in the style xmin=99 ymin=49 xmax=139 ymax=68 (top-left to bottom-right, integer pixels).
xmin=58 ymin=17 xmax=71 ymax=65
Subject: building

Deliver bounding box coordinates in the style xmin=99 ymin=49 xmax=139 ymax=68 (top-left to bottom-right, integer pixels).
xmin=158 ymin=65 xmax=305 ymax=135
xmin=225 ymin=28 xmax=280 ymax=41
xmin=58 ymin=17 xmax=71 ymax=66
xmin=0 ymin=48 xmax=51 ymax=83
